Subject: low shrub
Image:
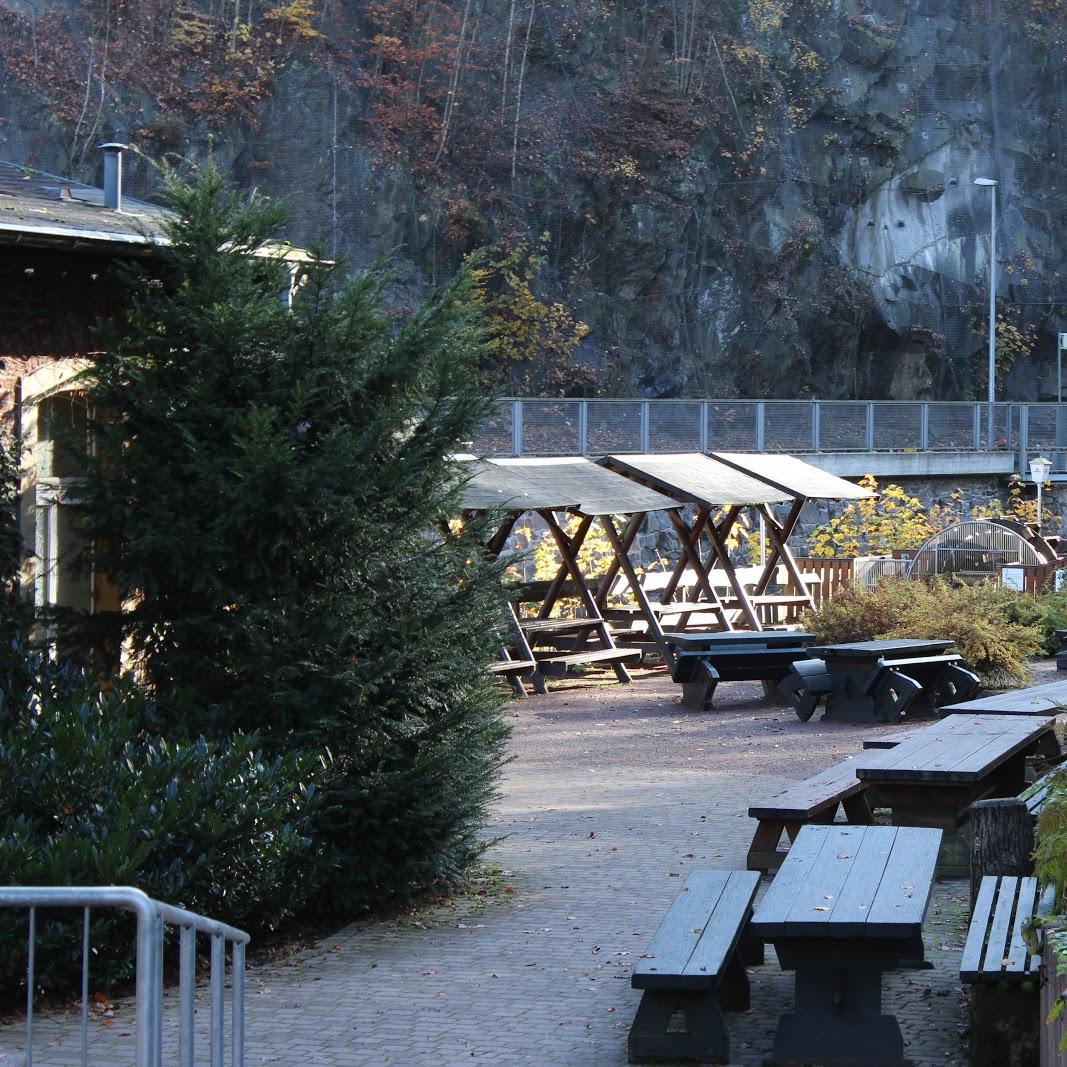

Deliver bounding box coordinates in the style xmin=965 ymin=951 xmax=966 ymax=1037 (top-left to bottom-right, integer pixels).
xmin=0 ymin=650 xmax=321 ymax=996
xmin=803 ymin=577 xmax=1044 ymax=687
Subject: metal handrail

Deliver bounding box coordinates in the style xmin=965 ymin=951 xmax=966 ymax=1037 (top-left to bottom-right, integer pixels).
xmin=475 ymin=398 xmax=1067 ymax=471
xmin=0 ymin=885 xmax=249 ymax=1067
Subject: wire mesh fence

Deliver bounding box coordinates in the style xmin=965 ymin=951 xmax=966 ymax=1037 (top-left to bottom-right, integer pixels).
xmin=473 ymin=399 xmax=1067 ymax=470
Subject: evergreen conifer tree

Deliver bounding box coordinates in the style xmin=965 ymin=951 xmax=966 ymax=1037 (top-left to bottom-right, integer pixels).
xmin=80 ymin=166 xmax=510 ymax=909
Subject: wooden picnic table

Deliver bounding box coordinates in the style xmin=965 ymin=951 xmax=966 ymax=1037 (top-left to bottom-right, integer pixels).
xmin=665 ymin=630 xmax=814 ymax=709
xmin=799 ymin=638 xmax=966 ymax=722
xmin=939 ymin=678 xmax=1067 ymax=716
xmin=664 ymin=630 xmax=815 ymax=651
xmin=854 ymin=713 xmax=1058 ymax=874
xmin=750 ymin=823 xmax=941 ymax=1067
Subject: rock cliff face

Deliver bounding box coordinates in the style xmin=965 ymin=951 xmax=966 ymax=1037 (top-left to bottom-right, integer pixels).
xmin=1 ymin=0 xmax=1065 ymax=400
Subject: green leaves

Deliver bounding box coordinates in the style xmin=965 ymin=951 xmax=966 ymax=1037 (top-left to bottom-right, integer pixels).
xmin=74 ymin=163 xmax=509 ymax=915
xmin=0 ymin=651 xmax=320 ymax=995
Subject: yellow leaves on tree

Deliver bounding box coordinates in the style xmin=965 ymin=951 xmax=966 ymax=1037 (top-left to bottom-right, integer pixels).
xmin=263 ymin=0 xmax=323 ymax=40
xmin=470 ymin=234 xmax=591 ymax=396
xmin=806 ymin=475 xmax=935 ymax=557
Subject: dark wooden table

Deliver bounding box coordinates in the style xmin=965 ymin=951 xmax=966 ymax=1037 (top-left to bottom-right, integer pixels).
xmin=666 ymin=630 xmax=814 ymax=709
xmin=940 ymin=678 xmax=1067 ymax=716
xmin=664 ymin=630 xmax=814 ymax=651
xmin=750 ymin=823 xmax=941 ymax=1067
xmin=806 ymin=638 xmax=956 ymax=722
xmin=854 ymin=712 xmax=1058 ymax=873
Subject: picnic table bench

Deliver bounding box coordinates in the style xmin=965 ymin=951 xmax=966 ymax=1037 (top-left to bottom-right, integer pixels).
xmin=746 ymin=753 xmax=877 ymax=873
xmin=779 ymin=639 xmax=979 ymax=723
xmin=854 ymin=713 xmax=1057 ymax=875
xmin=940 ymin=677 xmax=1067 ymax=716
xmin=666 ymin=630 xmax=813 ymax=710
xmin=750 ymin=824 xmax=941 ymax=1067
xmin=629 ymin=869 xmax=759 ymax=1064
xmin=960 ymin=874 xmax=1056 ymax=1067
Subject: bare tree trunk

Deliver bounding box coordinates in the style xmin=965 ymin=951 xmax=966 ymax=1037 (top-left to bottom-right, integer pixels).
xmin=969 ymin=798 xmax=1034 ymax=908
xmin=501 ymin=0 xmax=516 ymax=121
xmin=433 ymin=0 xmax=474 ymax=165
xmin=711 ymin=33 xmax=745 ymax=137
xmin=511 ymin=0 xmax=534 ymax=185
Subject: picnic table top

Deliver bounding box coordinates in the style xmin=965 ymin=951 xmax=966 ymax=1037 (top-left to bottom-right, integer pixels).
xmin=853 ymin=713 xmax=1055 ymax=784
xmin=807 ymin=638 xmax=955 ymax=660
xmin=939 ymin=678 xmax=1067 ymax=716
xmin=664 ymin=630 xmax=814 ymax=649
xmin=750 ymin=824 xmax=940 ymax=939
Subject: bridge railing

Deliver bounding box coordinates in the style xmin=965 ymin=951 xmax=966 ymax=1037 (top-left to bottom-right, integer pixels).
xmin=0 ymin=885 xmax=249 ymax=1067
xmin=473 ymin=399 xmax=1067 ymax=471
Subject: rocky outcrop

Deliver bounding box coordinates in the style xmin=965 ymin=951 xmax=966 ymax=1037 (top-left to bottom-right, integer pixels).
xmin=1 ymin=0 xmax=1064 ymax=401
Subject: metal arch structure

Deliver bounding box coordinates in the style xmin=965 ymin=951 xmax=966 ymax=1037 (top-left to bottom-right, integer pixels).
xmin=905 ymin=518 xmax=1058 ymax=583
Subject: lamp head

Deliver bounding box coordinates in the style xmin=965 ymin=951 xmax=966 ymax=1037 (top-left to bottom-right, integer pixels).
xmin=974 ymin=177 xmax=998 ymax=186
xmin=1030 ymin=455 xmax=1053 ymax=483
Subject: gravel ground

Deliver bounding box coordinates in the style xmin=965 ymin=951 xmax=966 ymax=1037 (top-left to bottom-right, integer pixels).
xmin=3 ymin=658 xmax=1060 ymax=1066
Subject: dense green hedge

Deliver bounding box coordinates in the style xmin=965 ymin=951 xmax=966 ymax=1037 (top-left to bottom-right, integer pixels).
xmin=0 ymin=649 xmax=319 ymax=994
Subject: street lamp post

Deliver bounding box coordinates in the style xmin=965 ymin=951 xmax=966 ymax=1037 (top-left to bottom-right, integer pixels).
xmin=975 ymin=177 xmax=998 ymax=448
xmin=1030 ymin=455 xmax=1052 ymax=530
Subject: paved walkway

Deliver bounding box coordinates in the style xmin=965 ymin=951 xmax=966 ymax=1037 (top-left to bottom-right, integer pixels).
xmin=1 ymin=667 xmax=989 ymax=1065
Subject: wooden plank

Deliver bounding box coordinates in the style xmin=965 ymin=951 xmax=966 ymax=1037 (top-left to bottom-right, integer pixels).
xmin=982 ymin=876 xmax=1019 ymax=977
xmin=748 ymin=755 xmax=872 ymax=819
xmin=863 ymin=826 xmax=941 ymax=936
xmin=682 ymin=870 xmax=760 ymax=983
xmin=632 ymin=870 xmax=730 ymax=990
xmin=752 ymin=825 xmax=860 ymax=937
xmin=941 ymin=679 xmax=1067 ymax=716
xmin=782 ymin=825 xmax=872 ymax=930
xmin=1006 ymin=877 xmax=1040 ymax=973
xmin=536 ymin=648 xmax=641 ymax=668
xmin=826 ymin=829 xmax=896 ymax=936
xmin=961 ymin=875 xmax=999 ymax=981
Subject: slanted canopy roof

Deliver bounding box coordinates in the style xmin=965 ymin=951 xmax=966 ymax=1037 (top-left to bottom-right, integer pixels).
xmin=600 ymin=453 xmax=792 ymax=508
xmin=709 ymin=452 xmax=875 ymax=501
xmin=460 ymin=457 xmax=677 ymax=516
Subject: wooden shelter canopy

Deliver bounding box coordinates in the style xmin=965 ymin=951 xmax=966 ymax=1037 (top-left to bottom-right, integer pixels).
xmin=599 ymin=453 xmax=793 ymax=508
xmin=709 ymin=452 xmax=876 ymax=501
xmin=460 ymin=456 xmax=677 ymax=516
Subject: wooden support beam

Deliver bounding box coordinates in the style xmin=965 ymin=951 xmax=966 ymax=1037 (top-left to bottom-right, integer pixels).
xmin=703 ymin=517 xmax=762 ymax=632
xmin=542 ymin=510 xmax=631 ymax=682
xmin=754 ymin=499 xmax=804 ymax=596
xmin=758 ymin=504 xmax=816 ymax=612
xmin=538 ymin=513 xmax=593 ymax=619
xmin=601 ymin=514 xmax=676 ymax=672
xmin=594 ymin=511 xmax=645 ymax=609
xmin=667 ymin=508 xmax=732 ymax=631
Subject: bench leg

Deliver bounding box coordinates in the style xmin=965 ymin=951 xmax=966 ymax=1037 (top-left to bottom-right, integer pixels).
xmin=746 ymin=818 xmax=787 ymax=873
xmin=717 ymin=946 xmax=751 ymax=1010
xmin=842 ymin=792 xmax=874 ymax=825
xmin=768 ymin=942 xmax=907 ymax=1066
xmin=680 ymin=662 xmax=718 ymax=710
xmin=627 ymin=989 xmax=730 ymax=1064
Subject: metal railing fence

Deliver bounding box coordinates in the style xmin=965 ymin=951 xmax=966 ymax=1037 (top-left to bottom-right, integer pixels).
xmin=473 ymin=399 xmax=1067 ymax=472
xmin=0 ymin=885 xmax=249 ymax=1067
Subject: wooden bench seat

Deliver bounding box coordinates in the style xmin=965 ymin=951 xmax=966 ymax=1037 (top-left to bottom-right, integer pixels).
xmin=960 ymin=874 xmax=1055 ymax=1067
xmin=1021 ymin=769 xmax=1061 ymax=818
xmin=487 ymin=658 xmax=537 ymax=676
xmin=535 ymin=647 xmax=642 ymax=677
xmin=519 ymin=618 xmax=601 ymax=636
xmin=961 ymin=875 xmax=1052 ymax=984
xmin=629 ymin=869 xmax=759 ymax=1064
xmin=672 ymin=646 xmax=808 ymax=710
xmin=865 ymin=654 xmax=981 ymax=713
xmin=746 ymin=755 xmax=873 ymax=873
xmin=777 ymin=658 xmax=835 ymax=721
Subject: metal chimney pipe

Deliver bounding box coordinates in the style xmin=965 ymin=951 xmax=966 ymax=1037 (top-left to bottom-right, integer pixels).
xmin=97 ymin=142 xmax=128 ymax=211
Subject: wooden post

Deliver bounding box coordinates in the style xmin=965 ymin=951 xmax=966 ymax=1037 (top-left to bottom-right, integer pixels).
xmin=969 ymin=798 xmax=1035 ymax=908
xmin=594 ymin=511 xmax=645 ymax=609
xmin=538 ymin=513 xmax=593 ymax=618
xmin=754 ymin=499 xmax=804 ymax=596
xmin=601 ymin=514 xmax=676 ymax=672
